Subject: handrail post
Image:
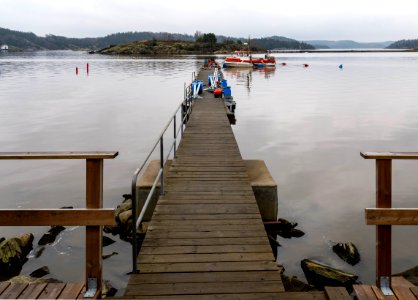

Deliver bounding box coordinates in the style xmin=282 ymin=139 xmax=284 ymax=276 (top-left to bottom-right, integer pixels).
xmin=86 ymin=158 xmax=103 ymax=298
xmin=131 ymin=174 xmax=138 ymax=274
xmin=376 ymin=159 xmax=392 ymax=292
xmin=173 ymin=115 xmax=177 ymax=158
xmin=160 ymin=136 xmax=164 ymax=195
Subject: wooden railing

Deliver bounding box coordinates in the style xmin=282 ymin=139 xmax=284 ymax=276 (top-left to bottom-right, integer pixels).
xmin=0 ymin=151 xmax=118 ymax=298
xmin=361 ymin=151 xmax=418 ymax=295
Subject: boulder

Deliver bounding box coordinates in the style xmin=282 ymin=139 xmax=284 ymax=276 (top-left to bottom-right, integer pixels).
xmin=103 ymin=236 xmax=116 ymax=247
xmin=281 ymin=274 xmax=316 ymax=292
xmin=332 ymin=242 xmax=360 ymax=266
xmin=0 ymin=233 xmax=34 ymax=278
xmin=301 ymin=259 xmax=358 ymax=291
xmin=102 ymin=280 xmax=118 ymax=298
xmin=7 ymin=275 xmax=61 ymax=284
xmin=103 ymin=251 xmax=118 ymax=260
xmin=394 ymin=265 xmax=418 ymax=286
xmin=38 ymin=226 xmax=65 ymax=246
xmin=30 ymin=266 xmax=50 ymax=278
xmin=264 ymin=218 xmax=305 ymax=239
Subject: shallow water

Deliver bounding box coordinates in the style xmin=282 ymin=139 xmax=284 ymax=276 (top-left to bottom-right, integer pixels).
xmin=1 ymin=50 xmax=418 ymax=291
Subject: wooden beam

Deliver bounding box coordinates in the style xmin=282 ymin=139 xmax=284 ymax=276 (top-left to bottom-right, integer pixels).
xmin=361 ymin=152 xmax=418 ymax=160
xmin=375 ymin=159 xmax=392 ymax=288
xmin=0 ymin=151 xmax=118 ymax=160
xmin=0 ymin=209 xmax=115 ymax=226
xmin=366 ymin=208 xmax=418 ymax=225
xmin=86 ymin=158 xmax=103 ymax=298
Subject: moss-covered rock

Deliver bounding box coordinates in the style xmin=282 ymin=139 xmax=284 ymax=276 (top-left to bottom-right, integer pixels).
xmin=0 ymin=234 xmax=34 ymax=278
xmin=332 ymin=242 xmax=360 ymax=266
xmin=301 ymin=259 xmax=358 ymax=291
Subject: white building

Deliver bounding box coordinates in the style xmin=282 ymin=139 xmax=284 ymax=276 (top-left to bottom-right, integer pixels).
xmin=1 ymin=44 xmax=9 ymax=51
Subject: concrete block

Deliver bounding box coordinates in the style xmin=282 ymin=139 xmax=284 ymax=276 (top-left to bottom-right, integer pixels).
xmin=244 ymin=160 xmax=278 ymax=221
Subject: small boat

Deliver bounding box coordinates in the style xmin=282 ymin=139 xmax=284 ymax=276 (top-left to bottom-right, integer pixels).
xmin=224 ymin=51 xmax=253 ymax=68
xmin=224 ymin=51 xmax=276 ymax=68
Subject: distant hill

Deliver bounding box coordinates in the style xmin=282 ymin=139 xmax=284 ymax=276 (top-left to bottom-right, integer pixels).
xmin=306 ymin=40 xmax=394 ymax=49
xmin=0 ymin=27 xmax=315 ymax=51
xmin=386 ymin=39 xmax=418 ymax=49
xmin=0 ymin=27 xmax=195 ymax=50
xmin=252 ymin=36 xmax=315 ymax=50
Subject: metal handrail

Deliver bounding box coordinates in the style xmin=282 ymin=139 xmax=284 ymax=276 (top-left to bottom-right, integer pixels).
xmin=130 ymin=81 xmax=194 ymax=273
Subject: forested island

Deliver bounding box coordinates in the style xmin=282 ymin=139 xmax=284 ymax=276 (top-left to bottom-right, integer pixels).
xmin=1 ymin=26 xmax=417 ymax=53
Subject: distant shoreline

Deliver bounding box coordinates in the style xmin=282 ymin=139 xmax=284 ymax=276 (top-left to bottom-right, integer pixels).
xmin=271 ymin=49 xmax=418 ymax=53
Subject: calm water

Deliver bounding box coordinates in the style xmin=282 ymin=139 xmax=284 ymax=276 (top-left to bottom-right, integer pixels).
xmin=1 ymin=50 xmax=418 ymax=291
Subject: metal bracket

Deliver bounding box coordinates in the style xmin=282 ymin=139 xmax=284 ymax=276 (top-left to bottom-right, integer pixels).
xmin=84 ymin=278 xmax=98 ymax=298
xmin=380 ymin=276 xmax=394 ymax=296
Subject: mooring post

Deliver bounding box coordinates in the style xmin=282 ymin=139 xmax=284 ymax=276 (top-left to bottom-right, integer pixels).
xmin=85 ymin=158 xmax=103 ymax=298
xmin=376 ymin=159 xmax=392 ymax=293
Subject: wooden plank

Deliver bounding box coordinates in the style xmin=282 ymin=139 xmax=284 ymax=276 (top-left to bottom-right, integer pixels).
xmin=121 ymin=292 xmax=327 ymax=299
xmin=391 ymin=276 xmax=416 ymax=300
xmin=58 ymin=283 xmax=85 ymax=299
xmin=125 ymin=281 xmax=283 ymax=296
xmin=17 ymin=283 xmax=47 ymax=299
xmin=147 ymin=224 xmax=264 ymax=232
xmin=0 ymin=151 xmax=118 ymax=159
xmin=85 ymin=158 xmax=103 ymax=297
xmin=137 ymin=261 xmax=279 ymax=273
xmin=0 ymin=209 xmax=115 ymax=226
xmin=37 ymin=283 xmax=66 ymax=299
xmin=137 ymin=252 xmax=274 ymax=264
xmin=366 ymin=208 xmax=418 ymax=225
xmin=150 ymin=214 xmax=261 ymax=220
xmin=140 ymin=244 xmax=272 ymax=255
xmin=128 ymin=271 xmax=281 ymax=284
xmin=410 ymin=286 xmax=418 ymax=298
xmin=145 ymin=230 xmax=267 ymax=239
xmin=324 ymin=286 xmax=350 ymax=300
xmin=361 ymin=152 xmax=418 ymax=159
xmin=0 ymin=282 xmax=10 ymax=295
xmin=353 ymin=285 xmax=378 ymax=300
xmin=149 ymin=219 xmax=263 ymax=226
xmin=375 ymin=159 xmax=392 ymax=287
xmin=154 ymin=204 xmax=259 ymax=214
xmin=1 ymin=283 xmax=27 ymax=299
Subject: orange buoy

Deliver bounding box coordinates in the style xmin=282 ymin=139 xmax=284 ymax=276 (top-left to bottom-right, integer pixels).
xmin=303 ymin=64 xmax=309 ymax=68
xmin=281 ymin=62 xmax=287 ymax=66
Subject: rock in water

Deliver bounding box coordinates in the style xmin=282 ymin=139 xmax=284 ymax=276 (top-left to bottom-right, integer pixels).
xmin=332 ymin=242 xmax=360 ymax=266
xmin=38 ymin=226 xmax=65 ymax=246
xmin=30 ymin=266 xmax=50 ymax=278
xmin=394 ymin=265 xmax=418 ymax=286
xmin=0 ymin=234 xmax=34 ymax=278
xmin=301 ymin=259 xmax=358 ymax=291
xmin=103 ymin=236 xmax=116 ymax=247
xmin=281 ymin=274 xmax=316 ymax=292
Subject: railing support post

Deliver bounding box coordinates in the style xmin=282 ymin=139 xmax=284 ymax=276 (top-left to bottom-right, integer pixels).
xmin=173 ymin=115 xmax=177 ymax=158
xmin=376 ymin=159 xmax=392 ymax=293
xmin=86 ymin=158 xmax=103 ymax=298
xmin=160 ymin=137 xmax=164 ymax=195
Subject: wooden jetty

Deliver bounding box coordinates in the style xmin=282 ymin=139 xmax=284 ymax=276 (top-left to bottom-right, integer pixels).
xmin=123 ymin=69 xmax=351 ymax=299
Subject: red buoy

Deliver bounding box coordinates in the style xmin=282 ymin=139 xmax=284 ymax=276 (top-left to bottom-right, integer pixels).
xmin=214 ymin=88 xmax=223 ymax=98
xmin=303 ymin=64 xmax=309 ymax=68
xmin=281 ymin=62 xmax=287 ymax=66
xmin=76 ymin=67 xmax=78 ymax=75
xmin=87 ymin=63 xmax=89 ymax=74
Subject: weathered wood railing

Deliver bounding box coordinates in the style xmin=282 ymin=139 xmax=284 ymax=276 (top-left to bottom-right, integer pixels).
xmin=361 ymin=151 xmax=418 ymax=295
xmin=0 ymin=151 xmax=118 ymax=298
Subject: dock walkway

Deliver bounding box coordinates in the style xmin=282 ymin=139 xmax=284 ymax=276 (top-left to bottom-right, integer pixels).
xmin=124 ymin=69 xmax=285 ymax=298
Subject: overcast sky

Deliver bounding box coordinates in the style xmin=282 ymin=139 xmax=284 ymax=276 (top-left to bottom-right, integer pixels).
xmin=2 ymin=0 xmax=418 ymax=42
